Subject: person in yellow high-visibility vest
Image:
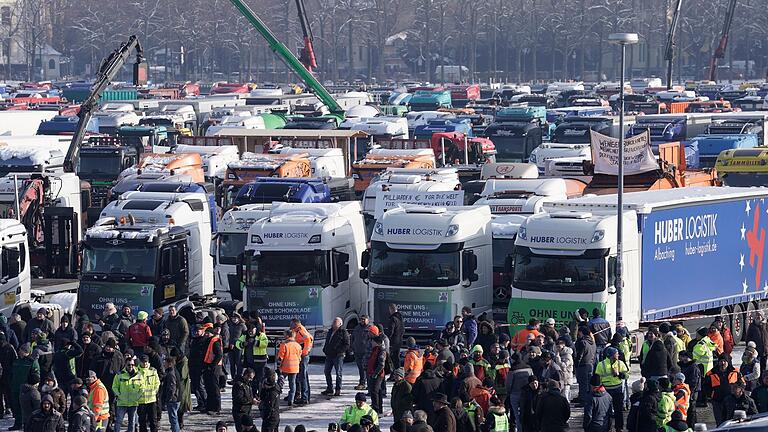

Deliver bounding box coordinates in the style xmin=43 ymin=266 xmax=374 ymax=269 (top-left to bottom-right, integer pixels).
xmin=595 ymin=346 xmax=629 ymax=432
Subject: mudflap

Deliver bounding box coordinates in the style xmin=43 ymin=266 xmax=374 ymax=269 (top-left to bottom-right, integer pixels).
xmin=43 ymin=207 xmax=79 ymax=278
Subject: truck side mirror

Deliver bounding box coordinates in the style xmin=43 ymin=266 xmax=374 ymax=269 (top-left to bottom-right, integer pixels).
xmin=360 ymin=249 xmax=371 ymax=268
xmin=463 ymin=250 xmax=479 ymax=284
xmin=332 ymin=250 xmax=350 ymax=287
xmin=210 ymin=234 xmax=218 ymax=258
xmin=236 ymin=252 xmax=245 ymax=284
xmin=359 ymin=268 xmax=369 ymax=280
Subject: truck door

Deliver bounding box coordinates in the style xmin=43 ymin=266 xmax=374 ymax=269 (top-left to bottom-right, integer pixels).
xmin=157 ymin=241 xmax=189 ymax=306
xmin=43 ymin=207 xmax=79 ymax=278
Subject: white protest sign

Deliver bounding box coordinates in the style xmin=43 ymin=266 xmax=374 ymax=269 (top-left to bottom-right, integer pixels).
xmin=590 ymin=130 xmax=657 ymax=175
xmin=375 ymin=190 xmax=464 ymax=217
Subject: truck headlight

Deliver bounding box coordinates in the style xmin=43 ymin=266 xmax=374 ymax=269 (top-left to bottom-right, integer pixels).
xmin=308 ymin=235 xmax=321 ymax=244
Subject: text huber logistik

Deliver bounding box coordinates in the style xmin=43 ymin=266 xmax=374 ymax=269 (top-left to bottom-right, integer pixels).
xmin=654 ymin=214 xmax=718 ymax=245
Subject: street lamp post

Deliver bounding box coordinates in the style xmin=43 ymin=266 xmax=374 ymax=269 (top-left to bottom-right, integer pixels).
xmin=608 ymin=32 xmax=638 ymax=325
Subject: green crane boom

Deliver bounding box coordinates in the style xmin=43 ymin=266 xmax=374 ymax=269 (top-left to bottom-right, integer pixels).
xmin=228 ymin=0 xmax=343 ymax=116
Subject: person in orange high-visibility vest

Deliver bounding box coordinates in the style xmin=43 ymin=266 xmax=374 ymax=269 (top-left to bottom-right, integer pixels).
xmin=278 ymin=330 xmax=302 ymax=406
xmin=403 ymin=338 xmax=423 ymax=385
xmin=291 ymin=318 xmax=313 ymax=405
xmin=86 ymin=370 xmax=110 ymax=432
xmin=202 ymin=324 xmax=224 ymax=415
xmin=672 ymin=372 xmax=690 ymax=420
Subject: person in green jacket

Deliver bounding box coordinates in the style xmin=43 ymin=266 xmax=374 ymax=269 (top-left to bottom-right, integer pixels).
xmin=112 ymin=357 xmax=143 ymax=432
xmin=137 ymin=354 xmax=161 ymax=432
xmin=692 ymin=328 xmax=717 ymax=375
xmin=657 ymin=377 xmax=676 ymax=429
xmin=340 ymin=393 xmax=380 ymax=429
xmin=168 ymin=347 xmax=191 ymax=429
xmin=10 ymin=343 xmax=40 ymax=431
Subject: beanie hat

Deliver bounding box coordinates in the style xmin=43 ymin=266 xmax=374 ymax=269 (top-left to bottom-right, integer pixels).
xmin=590 ymin=374 xmax=602 ymax=387
xmin=674 ymin=372 xmax=686 ymax=382
xmin=368 ymin=325 xmax=380 ymax=336
xmin=471 ymin=344 xmax=484 ymax=354
xmin=137 ymin=311 xmax=148 ymax=321
xmin=604 ymin=346 xmax=618 ymax=358
xmin=631 ymin=377 xmax=646 ymax=394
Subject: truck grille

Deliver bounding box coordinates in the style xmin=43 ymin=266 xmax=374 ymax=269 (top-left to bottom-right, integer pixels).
xmin=91 ymin=185 xmax=111 ymax=208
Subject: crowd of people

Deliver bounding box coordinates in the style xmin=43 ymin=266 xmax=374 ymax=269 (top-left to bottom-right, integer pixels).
xmin=0 ymin=301 xmax=767 ymax=432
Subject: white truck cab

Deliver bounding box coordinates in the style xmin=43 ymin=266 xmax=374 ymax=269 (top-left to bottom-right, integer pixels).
xmin=0 ymin=219 xmax=31 ymax=317
xmin=474 ymin=178 xmax=574 ymax=215
xmin=213 ymin=204 xmax=272 ymax=302
xmin=173 ymin=144 xmax=239 ymax=183
xmin=274 ymin=147 xmax=347 ymax=179
xmin=363 ymin=204 xmax=492 ymax=340
xmin=242 ymin=202 xmax=367 ymax=355
xmin=79 ymin=190 xmax=214 ymax=319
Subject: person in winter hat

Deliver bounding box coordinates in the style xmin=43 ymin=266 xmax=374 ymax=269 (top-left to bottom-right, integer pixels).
xmin=677 ymin=350 xmax=702 ymax=427
xmin=583 ymin=374 xmax=614 ymax=432
xmin=626 ymin=378 xmax=646 ymax=432
xmin=68 ymin=395 xmax=94 ymax=432
xmin=723 ymin=381 xmax=757 ymax=421
xmin=656 ymin=377 xmax=676 ymax=429
xmin=25 ymin=394 xmax=65 ymax=432
xmin=664 ymin=411 xmax=690 ymax=432
xmin=740 ymin=343 xmax=761 ymax=392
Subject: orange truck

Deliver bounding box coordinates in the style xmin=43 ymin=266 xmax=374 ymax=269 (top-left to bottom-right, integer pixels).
xmin=120 ymin=152 xmax=206 ymax=183
xmin=351 ymin=148 xmax=436 ymax=194
xmin=222 ymin=152 xmax=312 ymax=207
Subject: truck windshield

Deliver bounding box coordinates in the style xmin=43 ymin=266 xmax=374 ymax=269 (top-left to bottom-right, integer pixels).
xmin=246 ymin=250 xmax=329 ymax=287
xmin=492 ymin=238 xmax=516 ymax=271
xmin=82 ymin=246 xmax=158 ymax=279
xmin=79 ymin=155 xmax=123 ymax=177
xmin=369 ymin=241 xmax=460 ymax=287
xmin=513 ymin=249 xmax=606 ymax=293
xmin=553 ymin=126 xmax=591 ymax=144
xmin=217 ymin=233 xmax=247 ymax=265
xmin=720 ymin=173 xmax=768 ymax=187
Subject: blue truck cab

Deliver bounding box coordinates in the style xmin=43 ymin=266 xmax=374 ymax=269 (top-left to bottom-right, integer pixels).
xmin=233 ymin=178 xmax=332 ymax=206
xmin=689 ymin=134 xmax=760 ymax=168
xmin=485 ymin=107 xmax=546 ymax=162
xmin=627 ymin=114 xmax=711 ymax=149
xmin=413 ymin=118 xmax=473 ymax=139
xmin=409 ymin=90 xmax=452 ymax=112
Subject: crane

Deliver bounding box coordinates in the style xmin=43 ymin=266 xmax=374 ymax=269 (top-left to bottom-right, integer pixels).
xmin=295 ymin=0 xmax=318 ymax=72
xmin=664 ymin=0 xmax=683 ymax=90
xmin=64 ymin=36 xmax=148 ymax=173
xmin=708 ymin=0 xmax=738 ymax=82
xmin=228 ymin=0 xmax=342 ymax=116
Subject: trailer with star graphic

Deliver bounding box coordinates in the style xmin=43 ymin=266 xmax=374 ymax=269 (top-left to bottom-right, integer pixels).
xmin=508 ymin=187 xmax=768 ymax=343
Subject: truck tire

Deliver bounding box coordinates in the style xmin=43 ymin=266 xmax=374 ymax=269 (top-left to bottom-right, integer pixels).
xmin=731 ymin=303 xmax=745 ymax=343
xmin=745 ymin=302 xmax=758 ymax=339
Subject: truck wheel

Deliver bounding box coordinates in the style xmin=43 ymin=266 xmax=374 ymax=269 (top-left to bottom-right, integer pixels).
xmin=745 ymin=302 xmax=758 ymax=340
xmin=731 ymin=303 xmax=745 ymax=343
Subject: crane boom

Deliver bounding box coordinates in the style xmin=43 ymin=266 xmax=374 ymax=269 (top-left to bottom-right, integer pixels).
xmin=64 ymin=36 xmax=147 ymax=173
xmin=708 ymin=0 xmax=738 ymax=82
xmin=295 ymin=0 xmax=318 ymax=72
xmin=664 ymin=0 xmax=683 ymax=90
xmin=228 ymin=0 xmax=342 ymax=115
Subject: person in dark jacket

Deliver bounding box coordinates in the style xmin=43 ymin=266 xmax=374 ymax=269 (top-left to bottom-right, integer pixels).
xmin=32 ymin=331 xmax=54 ymax=380
xmin=41 ymin=375 xmax=67 ymax=415
xmin=148 ymin=309 xmax=165 ymax=339
xmin=535 ymin=380 xmax=570 ymax=432
xmin=506 ymin=354 xmax=534 ymax=432
xmin=583 ymin=374 xmax=613 ymax=432
xmin=91 ymin=339 xmax=123 ymax=410
xmin=11 ymin=344 xmax=40 ymax=430
xmin=520 ymin=376 xmax=541 ymax=432
xmin=461 ymin=308 xmax=478 ymax=348
xmin=412 ymin=363 xmax=444 ymax=413
xmin=259 ymin=368 xmax=280 ymax=432
xmin=161 ymin=357 xmax=181 ymax=432
xmin=574 ymin=326 xmax=596 ymax=405
xmin=703 ymin=354 xmax=743 ymax=425
xmin=390 ymin=368 xmax=413 ymax=425
xmin=367 ymin=335 xmax=387 ymax=414
xmin=0 ymin=331 xmax=17 ymax=419
xmin=475 ymin=322 xmax=497 ymax=357
xmin=636 ymin=380 xmax=661 ymax=432
xmin=164 ymin=306 xmax=189 ymax=354
xmin=188 ymin=325 xmax=208 ymax=411
xmin=227 ymin=314 xmax=247 ymax=379
xmin=67 ymin=396 xmax=93 ymax=432
xmin=76 ymin=333 xmax=100 ymax=380
xmin=19 ymin=383 xmax=41 ymax=430
xmin=626 ymin=378 xmax=645 ymax=432
xmin=24 ymin=309 xmax=54 ymax=343
xmin=201 ymin=325 xmax=223 ymax=414
xmin=323 ymin=317 xmax=350 ymax=396
xmin=352 ymin=316 xmax=372 ymax=390
xmin=751 ymin=373 xmax=768 ymax=413
xmin=387 ymin=305 xmax=405 ymax=366
xmin=678 ymin=350 xmax=701 ymax=427
xmin=430 ymin=393 xmax=456 ymax=432
xmin=25 ymin=394 xmax=65 ymax=432
xmin=748 ymin=311 xmax=768 ymax=370
xmin=723 ymin=381 xmax=757 ymax=421
xmin=53 ymin=316 xmax=77 ymax=352
xmin=232 ymin=368 xmax=255 ymax=432
xmin=52 ymin=339 xmax=83 ymax=389
xmin=588 ymin=309 xmax=612 ymax=355
xmin=640 ymin=330 xmax=672 ymax=380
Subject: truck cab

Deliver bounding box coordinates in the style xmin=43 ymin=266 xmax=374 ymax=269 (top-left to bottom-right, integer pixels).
xmin=0 ymin=219 xmax=31 ymax=318
xmin=413 ymin=119 xmax=473 ymax=140
xmin=79 ymin=191 xmax=214 ymax=319
xmin=233 ymin=178 xmax=332 ymax=205
xmin=78 ymin=139 xmax=141 ymax=222
xmin=351 ymin=148 xmax=436 ymax=194
xmin=116 ymin=125 xmax=170 ymax=153
xmin=223 ymin=153 xmax=312 ymax=209
xmin=485 ymin=107 xmax=545 ymax=162
xmin=362 ymin=205 xmax=492 ymax=342
xmin=93 ymin=103 xmax=140 ymax=135
xmin=409 ymin=90 xmax=452 ymax=112
xmin=242 ymin=202 xmax=367 ymax=355
xmin=689 ymin=134 xmax=759 ymax=168
xmin=627 ymin=114 xmax=712 ymax=148
xmin=529 ymin=116 xmax=622 ymax=174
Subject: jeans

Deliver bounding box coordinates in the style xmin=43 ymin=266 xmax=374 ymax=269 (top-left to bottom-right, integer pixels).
xmin=324 ymin=355 xmax=344 ymax=391
xmin=606 ymin=386 xmax=625 ymax=431
xmin=114 ymin=406 xmax=138 ymax=432
xmin=298 ymin=355 xmax=310 ymax=401
xmin=576 ymin=364 xmax=593 ymax=402
xmin=355 ymin=354 xmax=366 ymax=385
xmin=286 ymin=373 xmax=297 ymax=405
xmin=138 ymin=402 xmax=158 ymax=432
xmin=165 ymin=402 xmax=180 ymax=432
xmin=508 ymin=392 xmax=522 ymax=432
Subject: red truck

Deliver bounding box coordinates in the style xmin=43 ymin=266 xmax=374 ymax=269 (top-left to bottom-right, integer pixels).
xmin=210 ymin=83 xmax=250 ymax=95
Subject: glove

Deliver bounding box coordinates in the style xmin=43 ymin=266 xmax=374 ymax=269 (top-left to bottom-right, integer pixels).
xmin=340 ymin=422 xmax=350 ymax=431
xmin=619 ymin=372 xmax=628 ymax=380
